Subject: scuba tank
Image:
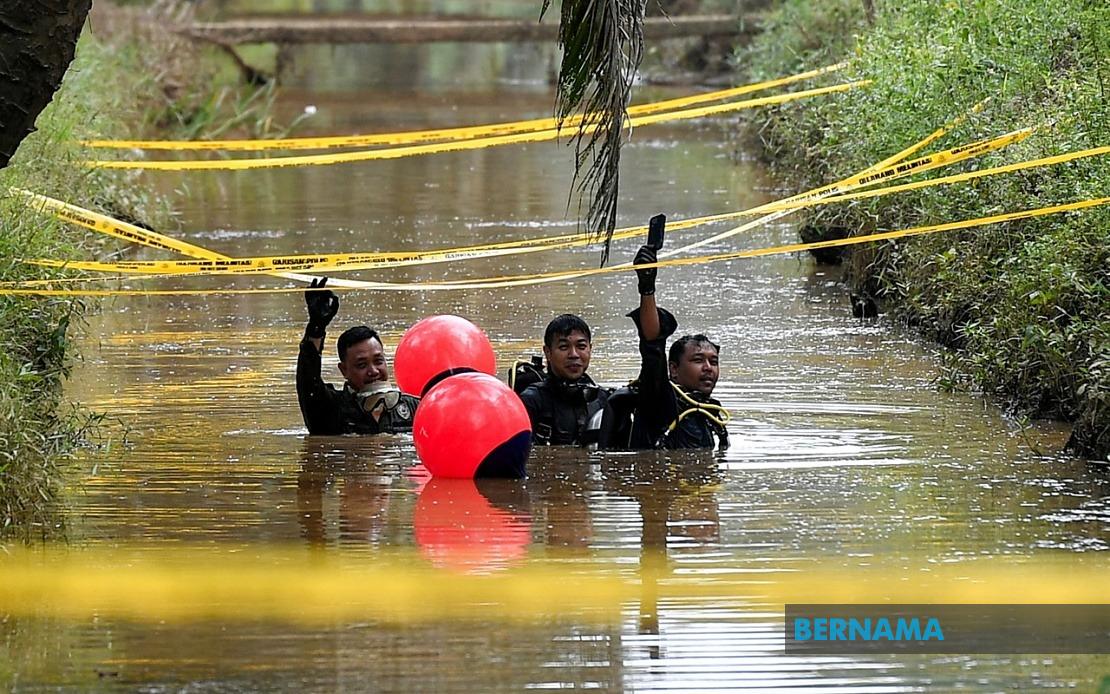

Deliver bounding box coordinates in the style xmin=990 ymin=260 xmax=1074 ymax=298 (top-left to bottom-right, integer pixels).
xmin=597 ymin=384 xmax=639 ymax=450
xmin=508 ymin=355 xmax=545 ymax=395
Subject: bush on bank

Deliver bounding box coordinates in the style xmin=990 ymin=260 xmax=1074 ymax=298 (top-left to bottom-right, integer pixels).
xmin=0 ymin=3 xmax=285 ymax=539
xmin=738 ymin=0 xmax=1109 ymax=459
xmin=0 ymin=32 xmax=155 ymax=539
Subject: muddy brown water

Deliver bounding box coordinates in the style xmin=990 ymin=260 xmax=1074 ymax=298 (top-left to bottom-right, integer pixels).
xmin=4 ymin=33 xmax=1108 ymax=692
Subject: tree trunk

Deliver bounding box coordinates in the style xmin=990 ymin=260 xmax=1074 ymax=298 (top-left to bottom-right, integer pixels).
xmin=180 ymin=15 xmax=744 ymax=45
xmin=0 ymin=0 xmax=93 ymax=170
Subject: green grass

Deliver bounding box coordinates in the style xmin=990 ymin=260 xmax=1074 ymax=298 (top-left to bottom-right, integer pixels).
xmin=0 ymin=31 xmax=165 ymax=539
xmin=738 ymin=0 xmax=1109 ymax=459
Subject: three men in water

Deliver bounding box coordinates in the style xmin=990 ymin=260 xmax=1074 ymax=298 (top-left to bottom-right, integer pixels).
xmin=296 ymin=213 xmax=728 ymax=450
xmin=296 ymin=278 xmax=420 ymax=435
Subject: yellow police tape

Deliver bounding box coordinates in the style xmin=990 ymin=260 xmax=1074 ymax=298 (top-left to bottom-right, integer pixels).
xmin=3 ymin=196 xmax=1105 ymax=296
xmin=86 ymin=81 xmax=868 ymax=171
xmin=19 ymin=125 xmax=1042 ymax=280
xmin=9 ymin=105 xmax=1031 ymax=291
xmin=20 ymin=98 xmax=999 ymax=285
xmin=392 ymin=195 xmax=1110 ymax=290
xmin=41 ymin=133 xmax=1087 ymax=278
xmin=645 ymin=99 xmax=1001 ymax=272
xmin=0 ymin=546 xmax=1106 ymax=624
xmin=14 ymin=190 xmax=226 ymax=259
xmin=640 ymin=134 xmax=1026 ymax=263
xmin=83 ymin=63 xmax=848 ymax=151
xmin=11 ymin=189 xmax=379 ymax=289
xmin=753 ymin=142 xmax=1109 ymax=213
xmin=857 ymin=98 xmax=990 ymax=176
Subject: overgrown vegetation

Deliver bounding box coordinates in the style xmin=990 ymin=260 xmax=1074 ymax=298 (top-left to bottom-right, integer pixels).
xmin=0 ymin=2 xmax=290 ymax=539
xmin=737 ymin=0 xmax=1109 ymax=459
xmin=0 ymin=35 xmax=147 ymax=540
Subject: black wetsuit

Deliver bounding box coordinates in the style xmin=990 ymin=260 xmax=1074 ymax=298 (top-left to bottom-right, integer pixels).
xmin=519 ymin=373 xmax=610 ymax=446
xmin=296 ymin=337 xmax=419 ymax=435
xmin=626 ymin=306 xmax=728 ymax=450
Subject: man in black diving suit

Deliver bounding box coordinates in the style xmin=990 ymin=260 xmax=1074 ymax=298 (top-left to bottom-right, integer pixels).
xmin=517 ymin=314 xmax=610 ymax=446
xmin=296 ymin=278 xmax=420 ymax=435
xmin=602 ymin=217 xmax=729 ymax=450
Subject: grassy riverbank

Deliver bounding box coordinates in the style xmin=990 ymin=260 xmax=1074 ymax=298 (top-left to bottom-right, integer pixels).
xmin=739 ymin=0 xmax=1109 ymax=459
xmin=0 ymin=4 xmax=285 ymax=539
xmin=0 ymin=33 xmax=153 ymax=539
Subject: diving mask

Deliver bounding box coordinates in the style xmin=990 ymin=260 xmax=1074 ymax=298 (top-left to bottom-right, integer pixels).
xmin=356 ymin=382 xmax=402 ymax=417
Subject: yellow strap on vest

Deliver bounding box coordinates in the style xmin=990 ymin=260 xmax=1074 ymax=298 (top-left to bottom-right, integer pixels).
xmin=665 ymin=382 xmax=732 ymax=434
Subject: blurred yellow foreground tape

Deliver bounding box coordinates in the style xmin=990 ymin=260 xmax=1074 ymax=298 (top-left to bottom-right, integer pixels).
xmin=0 ymin=546 xmax=1107 ymax=625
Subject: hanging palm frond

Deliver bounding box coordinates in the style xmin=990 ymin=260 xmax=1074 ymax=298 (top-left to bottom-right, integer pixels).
xmin=543 ymin=0 xmax=647 ymax=265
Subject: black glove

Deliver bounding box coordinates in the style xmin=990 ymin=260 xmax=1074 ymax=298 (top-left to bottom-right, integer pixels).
xmin=304 ymin=277 xmax=339 ymax=339
xmin=633 ymin=245 xmax=657 ymax=296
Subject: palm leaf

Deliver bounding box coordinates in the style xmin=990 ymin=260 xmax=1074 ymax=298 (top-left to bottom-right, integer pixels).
xmin=543 ymin=0 xmax=646 ymax=265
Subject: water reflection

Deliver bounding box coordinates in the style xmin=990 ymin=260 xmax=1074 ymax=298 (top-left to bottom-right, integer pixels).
xmin=601 ymin=454 xmax=723 ymax=660
xmin=413 ymin=476 xmax=533 ymax=574
xmin=296 ymin=438 xmax=399 ymax=547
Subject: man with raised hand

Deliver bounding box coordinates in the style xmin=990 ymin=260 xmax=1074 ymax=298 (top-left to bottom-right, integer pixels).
xmin=296 ymin=278 xmax=419 ymax=435
xmin=616 ymin=215 xmax=729 ymax=450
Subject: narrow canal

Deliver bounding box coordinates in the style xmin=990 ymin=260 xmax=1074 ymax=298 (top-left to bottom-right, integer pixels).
xmin=6 ymin=16 xmax=1108 ymax=691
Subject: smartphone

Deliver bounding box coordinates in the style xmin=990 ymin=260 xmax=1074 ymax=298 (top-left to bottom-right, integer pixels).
xmin=647 ymin=214 xmax=666 ymax=250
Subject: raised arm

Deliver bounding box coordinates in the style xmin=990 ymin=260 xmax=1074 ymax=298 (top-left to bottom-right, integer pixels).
xmin=627 ymin=226 xmax=679 ymax=446
xmin=297 ymin=278 xmax=340 ymax=434
xmin=634 ymin=244 xmax=660 ymax=341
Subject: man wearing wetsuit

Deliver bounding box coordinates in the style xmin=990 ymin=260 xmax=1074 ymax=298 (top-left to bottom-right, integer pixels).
xmin=296 ymin=278 xmax=420 ymax=435
xmin=518 ymin=314 xmax=610 ymax=446
xmin=621 ymin=237 xmax=729 ymax=450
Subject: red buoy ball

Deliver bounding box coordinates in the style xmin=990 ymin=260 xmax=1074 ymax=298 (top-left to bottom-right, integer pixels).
xmin=394 ymin=315 xmax=497 ymax=397
xmin=413 ymin=372 xmax=531 ymax=478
